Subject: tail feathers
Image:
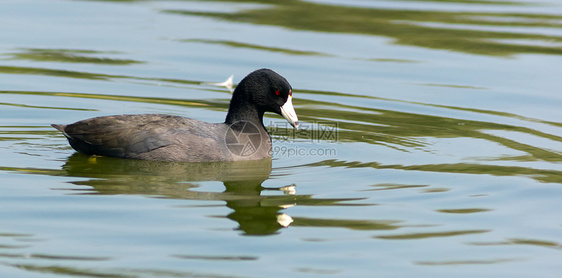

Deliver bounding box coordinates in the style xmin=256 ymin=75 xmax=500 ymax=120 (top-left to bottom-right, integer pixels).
xmin=51 ymin=124 xmax=70 ymax=138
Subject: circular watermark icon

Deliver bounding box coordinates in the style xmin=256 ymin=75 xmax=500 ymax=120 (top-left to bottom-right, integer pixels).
xmin=224 ymin=120 xmax=263 ymax=157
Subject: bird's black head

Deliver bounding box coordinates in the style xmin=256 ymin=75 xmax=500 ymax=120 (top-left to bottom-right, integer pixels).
xmin=226 ymin=69 xmax=299 ymax=128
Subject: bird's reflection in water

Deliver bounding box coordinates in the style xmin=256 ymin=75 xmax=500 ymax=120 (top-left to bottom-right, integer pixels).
xmin=60 ymin=153 xmax=295 ymax=235
xmin=224 ymin=180 xmax=296 ymax=235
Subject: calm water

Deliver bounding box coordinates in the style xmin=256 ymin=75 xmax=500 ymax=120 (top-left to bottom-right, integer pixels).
xmin=1 ymin=0 xmax=562 ymax=277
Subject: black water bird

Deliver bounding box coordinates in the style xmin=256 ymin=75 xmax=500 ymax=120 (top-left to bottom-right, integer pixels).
xmin=52 ymin=69 xmax=299 ymax=162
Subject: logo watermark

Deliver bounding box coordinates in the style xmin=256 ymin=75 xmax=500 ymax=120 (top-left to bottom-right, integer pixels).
xmin=268 ymin=120 xmax=338 ymax=143
xmin=224 ymin=120 xmax=339 ymax=158
xmin=272 ymin=145 xmax=337 ymax=158
xmin=268 ymin=120 xmax=338 ymax=157
xmin=224 ymin=120 xmax=263 ymax=157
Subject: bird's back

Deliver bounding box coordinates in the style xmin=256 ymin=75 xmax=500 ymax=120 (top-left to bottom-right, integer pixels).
xmin=52 ymin=114 xmax=271 ymax=162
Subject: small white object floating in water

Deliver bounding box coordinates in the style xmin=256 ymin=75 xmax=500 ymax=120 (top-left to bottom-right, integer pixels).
xmin=205 ymin=74 xmax=234 ymax=92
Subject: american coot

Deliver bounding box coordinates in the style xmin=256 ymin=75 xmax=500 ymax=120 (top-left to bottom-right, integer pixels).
xmin=52 ymin=68 xmax=299 ymax=162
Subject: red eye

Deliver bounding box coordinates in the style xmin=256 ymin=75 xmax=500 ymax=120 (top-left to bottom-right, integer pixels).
xmin=275 ymin=90 xmax=280 ymax=96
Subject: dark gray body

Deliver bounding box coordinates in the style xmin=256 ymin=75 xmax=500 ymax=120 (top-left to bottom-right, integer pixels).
xmin=52 ymin=114 xmax=272 ymax=162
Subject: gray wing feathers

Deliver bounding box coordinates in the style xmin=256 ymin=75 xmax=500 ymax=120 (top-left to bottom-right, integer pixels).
xmin=57 ymin=114 xmax=217 ymax=159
